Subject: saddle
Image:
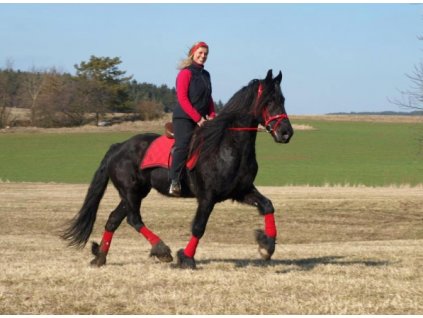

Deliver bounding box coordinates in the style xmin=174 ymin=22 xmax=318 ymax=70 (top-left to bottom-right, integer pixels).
xmin=164 ymin=122 xmax=174 ymax=139
xmin=140 ymin=122 xmax=199 ymax=170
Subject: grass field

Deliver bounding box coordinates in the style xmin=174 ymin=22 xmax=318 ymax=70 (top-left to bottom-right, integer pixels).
xmin=256 ymin=120 xmax=423 ymax=186
xmin=0 ymin=117 xmax=422 ymax=186
xmin=0 ymin=183 xmax=422 ymax=314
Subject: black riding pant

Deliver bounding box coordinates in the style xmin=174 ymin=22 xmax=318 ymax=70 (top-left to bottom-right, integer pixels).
xmin=170 ymin=118 xmax=197 ymax=181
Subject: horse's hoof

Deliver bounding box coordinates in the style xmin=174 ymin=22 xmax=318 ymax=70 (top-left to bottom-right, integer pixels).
xmin=90 ymin=253 xmax=107 ymax=267
xmin=90 ymin=241 xmax=107 ymax=267
xmin=150 ymin=240 xmax=173 ymax=263
xmin=176 ymin=249 xmax=196 ymax=269
xmin=255 ymin=229 xmax=276 ymax=261
xmin=91 ymin=241 xmax=100 ymax=256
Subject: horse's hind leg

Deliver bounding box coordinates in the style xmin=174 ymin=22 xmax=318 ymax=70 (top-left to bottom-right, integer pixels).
xmin=125 ymin=189 xmax=173 ymax=263
xmin=91 ymin=190 xmax=173 ymax=266
xmin=91 ymin=201 xmax=127 ymax=267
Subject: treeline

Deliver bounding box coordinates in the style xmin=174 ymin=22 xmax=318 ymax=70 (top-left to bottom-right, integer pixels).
xmin=0 ymin=55 xmax=224 ymax=128
xmin=327 ymin=111 xmax=423 ymax=116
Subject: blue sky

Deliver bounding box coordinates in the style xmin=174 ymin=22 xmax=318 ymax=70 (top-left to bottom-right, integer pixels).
xmin=0 ymin=3 xmax=422 ymax=115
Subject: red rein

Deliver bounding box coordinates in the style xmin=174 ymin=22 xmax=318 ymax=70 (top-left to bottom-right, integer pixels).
xmin=228 ymin=112 xmax=288 ymax=133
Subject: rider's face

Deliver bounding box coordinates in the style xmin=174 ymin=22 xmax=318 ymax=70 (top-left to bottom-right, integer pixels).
xmin=192 ymin=47 xmax=208 ymax=65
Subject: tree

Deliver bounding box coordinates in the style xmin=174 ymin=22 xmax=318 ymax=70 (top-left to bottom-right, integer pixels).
xmin=23 ymin=67 xmax=47 ymax=125
xmin=127 ymin=81 xmax=178 ymax=114
xmin=75 ymin=56 xmax=131 ymax=83
xmin=0 ymin=72 xmax=11 ymax=128
xmin=0 ymin=61 xmax=24 ymax=127
xmin=58 ymin=76 xmax=90 ymax=126
xmin=136 ymin=99 xmax=164 ymax=121
xmin=35 ymin=70 xmax=87 ymax=127
xmin=390 ymin=63 xmax=423 ymax=111
xmin=391 ymin=37 xmax=423 ymax=111
xmin=74 ymin=56 xmax=132 ymax=122
xmin=0 ymin=57 xmax=183 ymax=127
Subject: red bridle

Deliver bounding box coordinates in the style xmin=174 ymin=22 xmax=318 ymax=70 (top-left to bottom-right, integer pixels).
xmin=228 ymin=83 xmax=288 ymax=133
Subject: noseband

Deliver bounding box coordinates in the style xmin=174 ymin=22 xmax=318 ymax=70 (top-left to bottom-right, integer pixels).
xmin=262 ymin=108 xmax=289 ymax=133
xmin=229 ymin=83 xmax=288 ymax=133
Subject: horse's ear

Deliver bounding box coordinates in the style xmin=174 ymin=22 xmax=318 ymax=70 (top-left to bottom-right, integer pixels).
xmin=265 ymin=69 xmax=273 ymax=83
xmin=274 ymin=71 xmax=282 ymax=84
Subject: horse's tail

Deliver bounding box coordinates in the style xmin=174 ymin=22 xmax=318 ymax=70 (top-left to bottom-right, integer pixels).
xmin=61 ymin=144 xmax=118 ymax=248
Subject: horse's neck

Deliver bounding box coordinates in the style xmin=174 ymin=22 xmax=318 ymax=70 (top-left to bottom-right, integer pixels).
xmin=234 ymin=114 xmax=259 ymax=132
xmin=228 ymin=115 xmax=259 ymax=149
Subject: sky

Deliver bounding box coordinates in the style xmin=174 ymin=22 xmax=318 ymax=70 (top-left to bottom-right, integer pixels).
xmin=0 ymin=3 xmax=422 ymax=115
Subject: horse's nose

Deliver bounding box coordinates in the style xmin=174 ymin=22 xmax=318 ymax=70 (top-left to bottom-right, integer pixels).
xmin=282 ymin=133 xmax=291 ymax=143
xmin=281 ymin=127 xmax=293 ymax=143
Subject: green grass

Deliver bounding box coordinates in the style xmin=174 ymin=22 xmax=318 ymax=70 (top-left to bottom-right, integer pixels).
xmin=256 ymin=120 xmax=423 ymax=186
xmin=0 ymin=120 xmax=422 ymax=186
xmin=0 ymin=132 xmax=133 ymax=183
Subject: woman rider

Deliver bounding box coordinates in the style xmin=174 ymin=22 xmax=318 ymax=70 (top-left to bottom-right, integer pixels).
xmin=169 ymin=41 xmax=216 ymax=196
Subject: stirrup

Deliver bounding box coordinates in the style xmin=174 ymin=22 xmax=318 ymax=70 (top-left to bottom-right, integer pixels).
xmin=169 ymin=180 xmax=181 ymax=197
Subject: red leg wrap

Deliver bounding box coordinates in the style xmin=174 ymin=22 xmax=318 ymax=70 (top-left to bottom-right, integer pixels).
xmin=100 ymin=230 xmax=114 ymax=253
xmin=264 ymin=213 xmax=277 ymax=238
xmin=184 ymin=236 xmax=199 ymax=258
xmin=140 ymin=226 xmax=161 ymax=245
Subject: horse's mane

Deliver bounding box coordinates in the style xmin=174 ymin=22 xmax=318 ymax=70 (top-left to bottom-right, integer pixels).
xmin=219 ymin=79 xmax=260 ymax=117
xmin=190 ymin=79 xmax=260 ymax=161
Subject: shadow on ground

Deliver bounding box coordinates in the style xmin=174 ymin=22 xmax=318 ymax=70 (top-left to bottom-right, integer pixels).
xmin=196 ymin=256 xmax=391 ymax=273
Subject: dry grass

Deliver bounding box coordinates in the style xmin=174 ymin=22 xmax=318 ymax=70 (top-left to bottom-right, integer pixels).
xmin=0 ymin=183 xmax=422 ymax=314
xmin=1 ymin=112 xmax=316 ymax=134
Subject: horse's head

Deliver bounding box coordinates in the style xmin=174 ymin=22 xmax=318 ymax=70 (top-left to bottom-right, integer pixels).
xmin=254 ymin=70 xmax=294 ymax=143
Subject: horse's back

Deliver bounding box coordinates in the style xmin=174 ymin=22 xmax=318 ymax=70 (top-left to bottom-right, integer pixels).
xmin=124 ymin=132 xmax=160 ymax=151
xmin=106 ymin=133 xmax=161 ymax=169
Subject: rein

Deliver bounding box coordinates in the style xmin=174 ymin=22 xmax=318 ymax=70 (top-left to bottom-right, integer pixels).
xmin=228 ymin=127 xmax=266 ymax=132
xmin=228 ymin=83 xmax=288 ymax=133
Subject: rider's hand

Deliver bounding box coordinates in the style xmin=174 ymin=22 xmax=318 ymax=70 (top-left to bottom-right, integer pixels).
xmin=197 ymin=117 xmax=207 ymax=127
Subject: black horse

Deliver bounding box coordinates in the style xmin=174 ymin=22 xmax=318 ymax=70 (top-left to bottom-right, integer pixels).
xmin=61 ymin=70 xmax=294 ymax=269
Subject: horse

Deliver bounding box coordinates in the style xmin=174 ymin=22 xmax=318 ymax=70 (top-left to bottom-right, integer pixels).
xmin=61 ymin=69 xmax=294 ymax=269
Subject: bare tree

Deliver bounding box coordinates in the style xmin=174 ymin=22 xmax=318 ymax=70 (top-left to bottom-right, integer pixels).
xmin=24 ymin=67 xmax=47 ymax=125
xmin=0 ymin=60 xmax=22 ymax=128
xmin=0 ymin=72 xmax=11 ymax=128
xmin=34 ymin=69 xmax=89 ymax=127
xmin=136 ymin=99 xmax=164 ymax=121
xmin=390 ymin=35 xmax=423 ymax=112
xmin=390 ymin=63 xmax=423 ymax=111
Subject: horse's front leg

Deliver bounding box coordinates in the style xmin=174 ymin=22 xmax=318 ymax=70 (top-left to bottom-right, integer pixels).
xmin=177 ymin=198 xmax=215 ymax=269
xmin=241 ymin=186 xmax=277 ymax=260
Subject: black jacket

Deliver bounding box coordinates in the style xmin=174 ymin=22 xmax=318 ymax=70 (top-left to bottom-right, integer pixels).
xmin=173 ymin=63 xmax=212 ymax=120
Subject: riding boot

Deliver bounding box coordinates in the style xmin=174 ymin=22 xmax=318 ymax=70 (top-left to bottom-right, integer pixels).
xmin=169 ymin=118 xmax=196 ymax=196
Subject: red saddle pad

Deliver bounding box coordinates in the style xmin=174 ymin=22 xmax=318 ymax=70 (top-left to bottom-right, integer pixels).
xmin=140 ymin=135 xmax=199 ymax=170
